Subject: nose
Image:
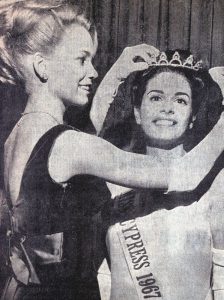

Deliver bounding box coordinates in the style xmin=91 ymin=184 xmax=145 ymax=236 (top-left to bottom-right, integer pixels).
xmin=160 ymin=100 xmax=174 ymax=114
xmin=88 ymin=62 xmax=98 ymax=79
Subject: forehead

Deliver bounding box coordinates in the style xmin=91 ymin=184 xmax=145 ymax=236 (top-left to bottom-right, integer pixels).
xmin=54 ymin=24 xmax=96 ymax=57
xmin=145 ymin=71 xmax=192 ymax=94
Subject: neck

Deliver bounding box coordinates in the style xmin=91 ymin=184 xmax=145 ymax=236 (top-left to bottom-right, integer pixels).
xmin=24 ymin=89 xmax=65 ymax=124
xmin=146 ymin=143 xmax=185 ymax=162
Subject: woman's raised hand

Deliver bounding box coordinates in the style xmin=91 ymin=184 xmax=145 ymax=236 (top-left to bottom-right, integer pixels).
xmin=90 ymin=44 xmax=159 ymax=133
xmin=110 ymin=44 xmax=160 ymax=81
xmin=209 ymin=67 xmax=224 ymax=104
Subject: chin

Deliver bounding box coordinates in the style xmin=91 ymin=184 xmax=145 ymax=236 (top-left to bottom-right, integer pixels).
xmin=65 ymin=95 xmax=89 ymax=107
xmin=76 ymin=92 xmax=90 ymax=106
xmin=76 ymin=98 xmax=89 ymax=107
xmin=146 ymin=134 xmax=185 ymax=149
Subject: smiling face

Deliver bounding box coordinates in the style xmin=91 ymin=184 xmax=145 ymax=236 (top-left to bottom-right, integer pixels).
xmin=135 ymin=71 xmax=193 ymax=148
xmin=47 ymin=24 xmax=98 ymax=107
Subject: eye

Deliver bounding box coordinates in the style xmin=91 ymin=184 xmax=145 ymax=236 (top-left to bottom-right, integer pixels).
xmin=78 ymin=56 xmax=86 ymax=65
xmin=175 ymin=98 xmax=188 ymax=105
xmin=150 ymin=96 xmax=162 ymax=102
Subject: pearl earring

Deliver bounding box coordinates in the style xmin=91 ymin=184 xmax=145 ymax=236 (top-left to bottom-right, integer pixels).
xmin=189 ymin=116 xmax=196 ymax=129
xmin=42 ymin=73 xmax=48 ymax=82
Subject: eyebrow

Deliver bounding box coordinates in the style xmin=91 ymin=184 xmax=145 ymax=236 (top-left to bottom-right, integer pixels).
xmin=79 ymin=50 xmax=91 ymax=57
xmin=80 ymin=49 xmax=97 ymax=59
xmin=175 ymin=92 xmax=190 ymax=98
xmin=147 ymin=90 xmax=164 ymax=95
xmin=147 ymin=90 xmax=190 ymax=98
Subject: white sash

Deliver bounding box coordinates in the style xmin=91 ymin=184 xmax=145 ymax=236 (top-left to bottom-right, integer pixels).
xmin=115 ymin=191 xmax=162 ymax=299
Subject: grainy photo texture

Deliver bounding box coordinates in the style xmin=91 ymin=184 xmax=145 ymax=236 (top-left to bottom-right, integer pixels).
xmin=0 ymin=1 xmax=224 ymax=300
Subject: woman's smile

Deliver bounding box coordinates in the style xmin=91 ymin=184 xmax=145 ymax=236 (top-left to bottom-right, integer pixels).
xmin=47 ymin=25 xmax=97 ymax=107
xmin=79 ymin=83 xmax=92 ymax=93
xmin=137 ymin=71 xmax=193 ymax=146
xmin=153 ymin=118 xmax=177 ymax=127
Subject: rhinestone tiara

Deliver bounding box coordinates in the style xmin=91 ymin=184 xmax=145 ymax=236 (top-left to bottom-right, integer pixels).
xmin=147 ymin=51 xmax=203 ymax=71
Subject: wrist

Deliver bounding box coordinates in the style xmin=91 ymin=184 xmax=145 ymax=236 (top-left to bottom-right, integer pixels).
xmin=108 ymin=64 xmax=128 ymax=82
xmin=102 ymin=67 xmax=125 ymax=97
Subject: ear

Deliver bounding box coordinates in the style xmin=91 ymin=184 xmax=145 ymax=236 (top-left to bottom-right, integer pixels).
xmin=134 ymin=107 xmax=141 ymax=125
xmin=33 ymin=53 xmax=48 ymax=82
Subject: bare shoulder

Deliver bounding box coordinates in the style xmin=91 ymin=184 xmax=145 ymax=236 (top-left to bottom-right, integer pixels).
xmin=5 ymin=113 xmax=58 ymax=165
xmin=6 ymin=113 xmax=58 ymax=149
xmin=5 ymin=114 xmax=58 ymax=203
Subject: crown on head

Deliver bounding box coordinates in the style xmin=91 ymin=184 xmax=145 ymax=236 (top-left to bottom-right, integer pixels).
xmin=148 ymin=51 xmax=203 ymax=71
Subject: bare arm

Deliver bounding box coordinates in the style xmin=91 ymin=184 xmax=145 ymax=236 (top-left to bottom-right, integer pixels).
xmin=205 ymin=169 xmax=224 ymax=299
xmin=50 ymin=110 xmax=224 ymax=193
xmin=49 ymin=130 xmax=169 ymax=189
xmin=169 ymin=113 xmax=224 ymax=192
xmin=90 ymin=44 xmax=159 ymax=134
xmin=89 ymin=64 xmax=224 ymax=192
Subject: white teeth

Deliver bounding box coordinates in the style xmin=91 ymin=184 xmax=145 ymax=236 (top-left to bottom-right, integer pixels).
xmin=155 ymin=120 xmax=174 ymax=126
xmin=80 ymin=86 xmax=89 ymax=91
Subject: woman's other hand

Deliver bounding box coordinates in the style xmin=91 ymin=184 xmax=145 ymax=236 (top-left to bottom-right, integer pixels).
xmin=110 ymin=44 xmax=160 ymax=81
xmin=209 ymin=67 xmax=224 ymax=104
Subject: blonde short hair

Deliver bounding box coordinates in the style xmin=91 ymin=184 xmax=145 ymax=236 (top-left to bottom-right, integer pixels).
xmin=0 ymin=0 xmax=95 ymax=84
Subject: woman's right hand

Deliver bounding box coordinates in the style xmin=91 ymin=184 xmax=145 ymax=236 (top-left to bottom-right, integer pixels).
xmin=110 ymin=44 xmax=160 ymax=81
xmin=90 ymin=44 xmax=159 ymax=134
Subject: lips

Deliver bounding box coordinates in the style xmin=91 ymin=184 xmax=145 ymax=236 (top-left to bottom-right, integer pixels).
xmin=79 ymin=85 xmax=91 ymax=91
xmin=153 ymin=118 xmax=177 ymax=126
xmin=79 ymin=83 xmax=92 ymax=93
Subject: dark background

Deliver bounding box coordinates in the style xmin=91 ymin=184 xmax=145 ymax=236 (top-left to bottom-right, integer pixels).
xmin=87 ymin=0 xmax=224 ymax=77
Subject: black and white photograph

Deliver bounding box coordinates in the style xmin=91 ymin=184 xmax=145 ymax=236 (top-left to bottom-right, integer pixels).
xmin=0 ymin=0 xmax=224 ymax=299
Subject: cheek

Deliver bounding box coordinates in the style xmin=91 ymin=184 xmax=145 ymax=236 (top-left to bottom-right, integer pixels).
xmin=72 ymin=67 xmax=87 ymax=86
xmin=141 ymin=100 xmax=157 ymax=118
xmin=141 ymin=108 xmax=154 ymax=125
xmin=60 ymin=60 xmax=86 ymax=82
xmin=181 ymin=106 xmax=192 ymax=123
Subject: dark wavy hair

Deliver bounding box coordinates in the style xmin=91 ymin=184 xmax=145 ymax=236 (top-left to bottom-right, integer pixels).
xmin=101 ymin=51 xmax=223 ymax=152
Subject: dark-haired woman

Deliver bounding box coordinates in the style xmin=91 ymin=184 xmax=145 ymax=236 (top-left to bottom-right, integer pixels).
xmin=97 ymin=52 xmax=224 ymax=300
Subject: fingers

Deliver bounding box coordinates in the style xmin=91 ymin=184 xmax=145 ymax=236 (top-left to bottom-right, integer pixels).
xmin=132 ymin=44 xmax=160 ymax=57
xmin=209 ymin=67 xmax=224 ymax=82
xmin=209 ymin=67 xmax=224 ymax=103
xmin=123 ymin=44 xmax=159 ymax=64
xmin=133 ymin=52 xmax=158 ymax=67
xmin=112 ymin=43 xmax=159 ymax=80
xmin=121 ymin=44 xmax=159 ymax=74
xmin=132 ymin=62 xmax=149 ymax=72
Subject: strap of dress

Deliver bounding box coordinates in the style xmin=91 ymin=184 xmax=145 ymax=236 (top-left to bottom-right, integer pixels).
xmin=6 ymin=124 xmax=77 ymax=238
xmin=25 ymin=124 xmax=75 ymax=169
